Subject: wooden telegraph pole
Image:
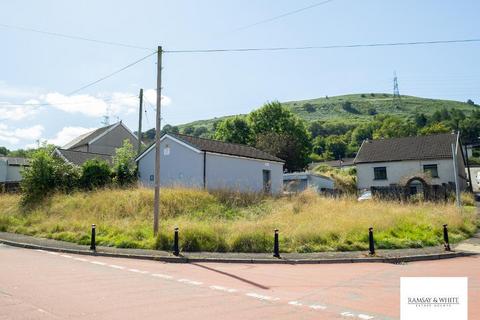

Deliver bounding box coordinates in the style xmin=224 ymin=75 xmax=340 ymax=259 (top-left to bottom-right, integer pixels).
xmin=137 ymin=88 xmax=143 ymax=155
xmin=153 ymin=46 xmax=163 ymax=236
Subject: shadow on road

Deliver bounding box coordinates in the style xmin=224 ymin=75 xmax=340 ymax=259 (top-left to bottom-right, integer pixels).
xmin=191 ymin=263 xmax=270 ymax=290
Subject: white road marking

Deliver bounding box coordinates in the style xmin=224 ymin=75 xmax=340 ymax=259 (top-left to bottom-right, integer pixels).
xmin=74 ymin=257 xmax=88 ymax=262
xmin=358 ymin=314 xmax=374 ymax=319
xmin=108 ymin=264 xmax=125 ymax=270
xmin=46 ymin=251 xmax=59 ymax=255
xmin=90 ymin=261 xmax=106 ymax=266
xmin=209 ymin=285 xmax=237 ymax=293
xmin=178 ymin=279 xmax=202 ymax=285
xmin=151 ymin=273 xmax=173 ymax=280
xmin=245 ymin=293 xmax=280 ymax=302
xmin=128 ymin=268 xmax=149 ymax=274
xmin=309 ymin=304 xmax=327 ymax=310
xmin=35 ymin=249 xmax=45 ymax=252
xmin=340 ymin=311 xmax=356 ymax=317
xmin=288 ymin=301 xmax=303 ymax=307
xmin=60 ymin=254 xmax=72 ymax=258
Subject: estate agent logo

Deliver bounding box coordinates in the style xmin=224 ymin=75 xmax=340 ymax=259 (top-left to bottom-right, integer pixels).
xmin=400 ymin=277 xmax=468 ymax=320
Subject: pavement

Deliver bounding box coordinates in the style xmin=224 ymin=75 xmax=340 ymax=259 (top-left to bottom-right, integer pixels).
xmin=0 ymin=243 xmax=478 ymax=320
xmin=0 ymin=231 xmax=477 ymax=264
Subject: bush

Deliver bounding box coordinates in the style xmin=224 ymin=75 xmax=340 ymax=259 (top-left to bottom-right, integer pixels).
xmin=80 ymin=159 xmax=112 ymax=190
xmin=112 ymin=139 xmax=137 ymax=186
xmin=21 ymin=149 xmax=58 ymax=206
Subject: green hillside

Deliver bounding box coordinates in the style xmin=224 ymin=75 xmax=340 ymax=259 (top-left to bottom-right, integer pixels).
xmin=176 ymin=93 xmax=477 ymax=131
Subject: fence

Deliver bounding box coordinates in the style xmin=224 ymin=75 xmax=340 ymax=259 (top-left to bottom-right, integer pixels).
xmin=0 ymin=182 xmax=21 ymax=193
xmin=371 ymin=183 xmax=454 ymax=202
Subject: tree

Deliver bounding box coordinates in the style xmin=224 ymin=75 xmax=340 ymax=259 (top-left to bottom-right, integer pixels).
xmin=255 ymin=132 xmax=309 ymax=172
xmin=112 ymin=139 xmax=137 ymax=186
xmin=0 ymin=146 xmax=9 ymax=156
xmin=351 ymin=123 xmax=375 ymax=146
xmin=80 ymin=159 xmax=111 ymax=190
xmin=20 ymin=149 xmax=58 ymax=206
xmin=248 ymin=101 xmax=311 ymax=171
xmin=460 ymin=118 xmax=480 ymax=143
xmin=161 ymin=124 xmax=179 ymax=135
xmin=193 ymin=126 xmax=208 ymax=137
xmin=467 ymin=99 xmax=475 ymax=106
xmin=419 ymin=122 xmax=451 ymax=136
xmin=373 ymin=116 xmax=416 ymax=139
xmin=414 ymin=113 xmax=428 ymax=127
xmin=214 ymin=117 xmax=253 ymax=145
xmin=325 ymin=135 xmax=347 ymax=160
xmin=182 ymin=125 xmax=195 ymax=135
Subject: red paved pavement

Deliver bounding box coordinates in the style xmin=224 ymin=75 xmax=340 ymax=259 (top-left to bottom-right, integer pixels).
xmin=0 ymin=244 xmax=478 ymax=319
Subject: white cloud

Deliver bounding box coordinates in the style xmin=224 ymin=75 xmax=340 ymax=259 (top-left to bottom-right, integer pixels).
xmin=46 ymin=126 xmax=96 ymax=147
xmin=0 ymin=81 xmax=43 ymax=100
xmin=42 ymin=92 xmax=109 ymax=117
xmin=0 ymin=100 xmax=41 ymax=121
xmin=0 ymin=124 xmax=44 ymax=145
xmin=144 ymin=89 xmax=171 ymax=107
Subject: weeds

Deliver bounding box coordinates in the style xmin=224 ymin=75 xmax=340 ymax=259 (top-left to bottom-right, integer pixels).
xmin=0 ymin=188 xmax=477 ymax=253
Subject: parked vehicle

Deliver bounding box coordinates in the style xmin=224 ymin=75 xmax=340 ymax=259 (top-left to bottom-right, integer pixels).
xmin=357 ymin=190 xmax=372 ymax=201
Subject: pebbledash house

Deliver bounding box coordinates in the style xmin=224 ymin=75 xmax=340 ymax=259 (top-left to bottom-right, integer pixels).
xmin=135 ymin=133 xmax=285 ymax=194
xmin=354 ymin=132 xmax=467 ymax=194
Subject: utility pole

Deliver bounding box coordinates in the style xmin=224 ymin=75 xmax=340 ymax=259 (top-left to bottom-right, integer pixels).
xmin=153 ymin=46 xmax=163 ymax=236
xmin=137 ymin=88 xmax=143 ymax=155
xmin=451 ymin=143 xmax=461 ymax=207
xmin=392 ymin=71 xmax=402 ymax=109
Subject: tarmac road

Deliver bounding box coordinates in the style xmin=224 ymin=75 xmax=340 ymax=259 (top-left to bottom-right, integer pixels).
xmin=0 ymin=244 xmax=478 ymax=320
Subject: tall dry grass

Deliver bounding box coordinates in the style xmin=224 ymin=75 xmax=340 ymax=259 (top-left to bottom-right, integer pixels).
xmin=0 ymin=188 xmax=477 ymax=253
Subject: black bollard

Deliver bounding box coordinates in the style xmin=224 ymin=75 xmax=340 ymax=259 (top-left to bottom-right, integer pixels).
xmin=90 ymin=224 xmax=96 ymax=251
xmin=443 ymin=224 xmax=451 ymax=251
xmin=273 ymin=229 xmax=280 ymax=258
xmin=368 ymin=227 xmax=375 ymax=255
xmin=173 ymin=227 xmax=179 ymax=256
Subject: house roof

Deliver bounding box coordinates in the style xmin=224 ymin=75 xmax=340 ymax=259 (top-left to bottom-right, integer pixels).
xmin=354 ymin=133 xmax=459 ymax=164
xmin=309 ymin=158 xmax=355 ymax=169
xmin=54 ymin=148 xmax=113 ymax=166
xmin=136 ymin=133 xmax=285 ymax=163
xmin=63 ymin=123 xmax=117 ymax=149
xmin=283 ymin=172 xmax=332 ymax=181
xmin=0 ymin=157 xmax=29 ymax=166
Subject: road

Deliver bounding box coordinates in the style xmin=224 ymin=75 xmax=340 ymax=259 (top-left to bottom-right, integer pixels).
xmin=0 ymin=244 xmax=478 ymax=320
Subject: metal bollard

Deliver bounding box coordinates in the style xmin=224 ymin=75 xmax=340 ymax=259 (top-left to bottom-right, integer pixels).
xmin=173 ymin=227 xmax=179 ymax=256
xmin=90 ymin=224 xmax=96 ymax=251
xmin=443 ymin=224 xmax=451 ymax=251
xmin=273 ymin=229 xmax=280 ymax=258
xmin=368 ymin=227 xmax=375 ymax=255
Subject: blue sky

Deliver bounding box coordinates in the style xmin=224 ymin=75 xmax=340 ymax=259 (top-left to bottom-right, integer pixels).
xmin=0 ymin=0 xmax=479 ymax=150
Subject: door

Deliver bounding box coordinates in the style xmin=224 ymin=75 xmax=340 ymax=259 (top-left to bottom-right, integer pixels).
xmin=263 ymin=170 xmax=271 ymax=193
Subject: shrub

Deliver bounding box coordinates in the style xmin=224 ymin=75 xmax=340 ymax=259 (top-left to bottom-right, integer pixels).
xmin=80 ymin=159 xmax=112 ymax=190
xmin=20 ymin=149 xmax=58 ymax=206
xmin=112 ymin=139 xmax=137 ymax=186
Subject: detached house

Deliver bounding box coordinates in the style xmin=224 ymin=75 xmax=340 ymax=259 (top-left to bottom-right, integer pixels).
xmin=136 ymin=133 xmax=285 ymax=194
xmin=354 ymin=132 xmax=467 ymax=192
xmin=54 ymin=121 xmax=139 ymax=166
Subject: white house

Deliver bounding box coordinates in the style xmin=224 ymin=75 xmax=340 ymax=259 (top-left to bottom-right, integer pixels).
xmin=354 ymin=132 xmax=467 ymax=192
xmin=136 ymin=133 xmax=285 ymax=194
xmin=283 ymin=172 xmax=335 ymax=193
xmin=53 ymin=121 xmax=139 ymax=166
xmin=0 ymin=157 xmax=29 ymax=183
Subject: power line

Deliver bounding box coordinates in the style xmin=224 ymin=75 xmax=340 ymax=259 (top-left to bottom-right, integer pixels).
xmin=0 ymin=23 xmax=154 ymax=51
xmin=67 ymin=51 xmax=157 ymax=95
xmin=232 ymin=0 xmax=337 ymax=32
xmin=0 ymin=95 xmax=138 ymax=107
xmin=165 ymin=38 xmax=480 ymax=54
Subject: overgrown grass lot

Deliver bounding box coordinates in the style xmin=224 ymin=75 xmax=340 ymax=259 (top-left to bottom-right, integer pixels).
xmin=0 ymin=188 xmax=477 ymax=253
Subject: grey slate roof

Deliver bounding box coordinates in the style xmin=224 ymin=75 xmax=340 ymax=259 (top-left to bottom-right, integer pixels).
xmin=354 ymin=133 xmax=458 ymax=164
xmin=0 ymin=157 xmax=29 ymax=166
xmin=55 ymin=149 xmax=113 ymax=166
xmin=63 ymin=123 xmax=117 ymax=149
xmin=171 ymin=133 xmax=285 ymax=163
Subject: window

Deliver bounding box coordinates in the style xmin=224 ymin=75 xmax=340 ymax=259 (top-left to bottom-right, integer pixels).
xmin=149 ymin=175 xmax=154 ymax=181
xmin=423 ymin=164 xmax=439 ymax=178
xmin=373 ymin=167 xmax=387 ymax=180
